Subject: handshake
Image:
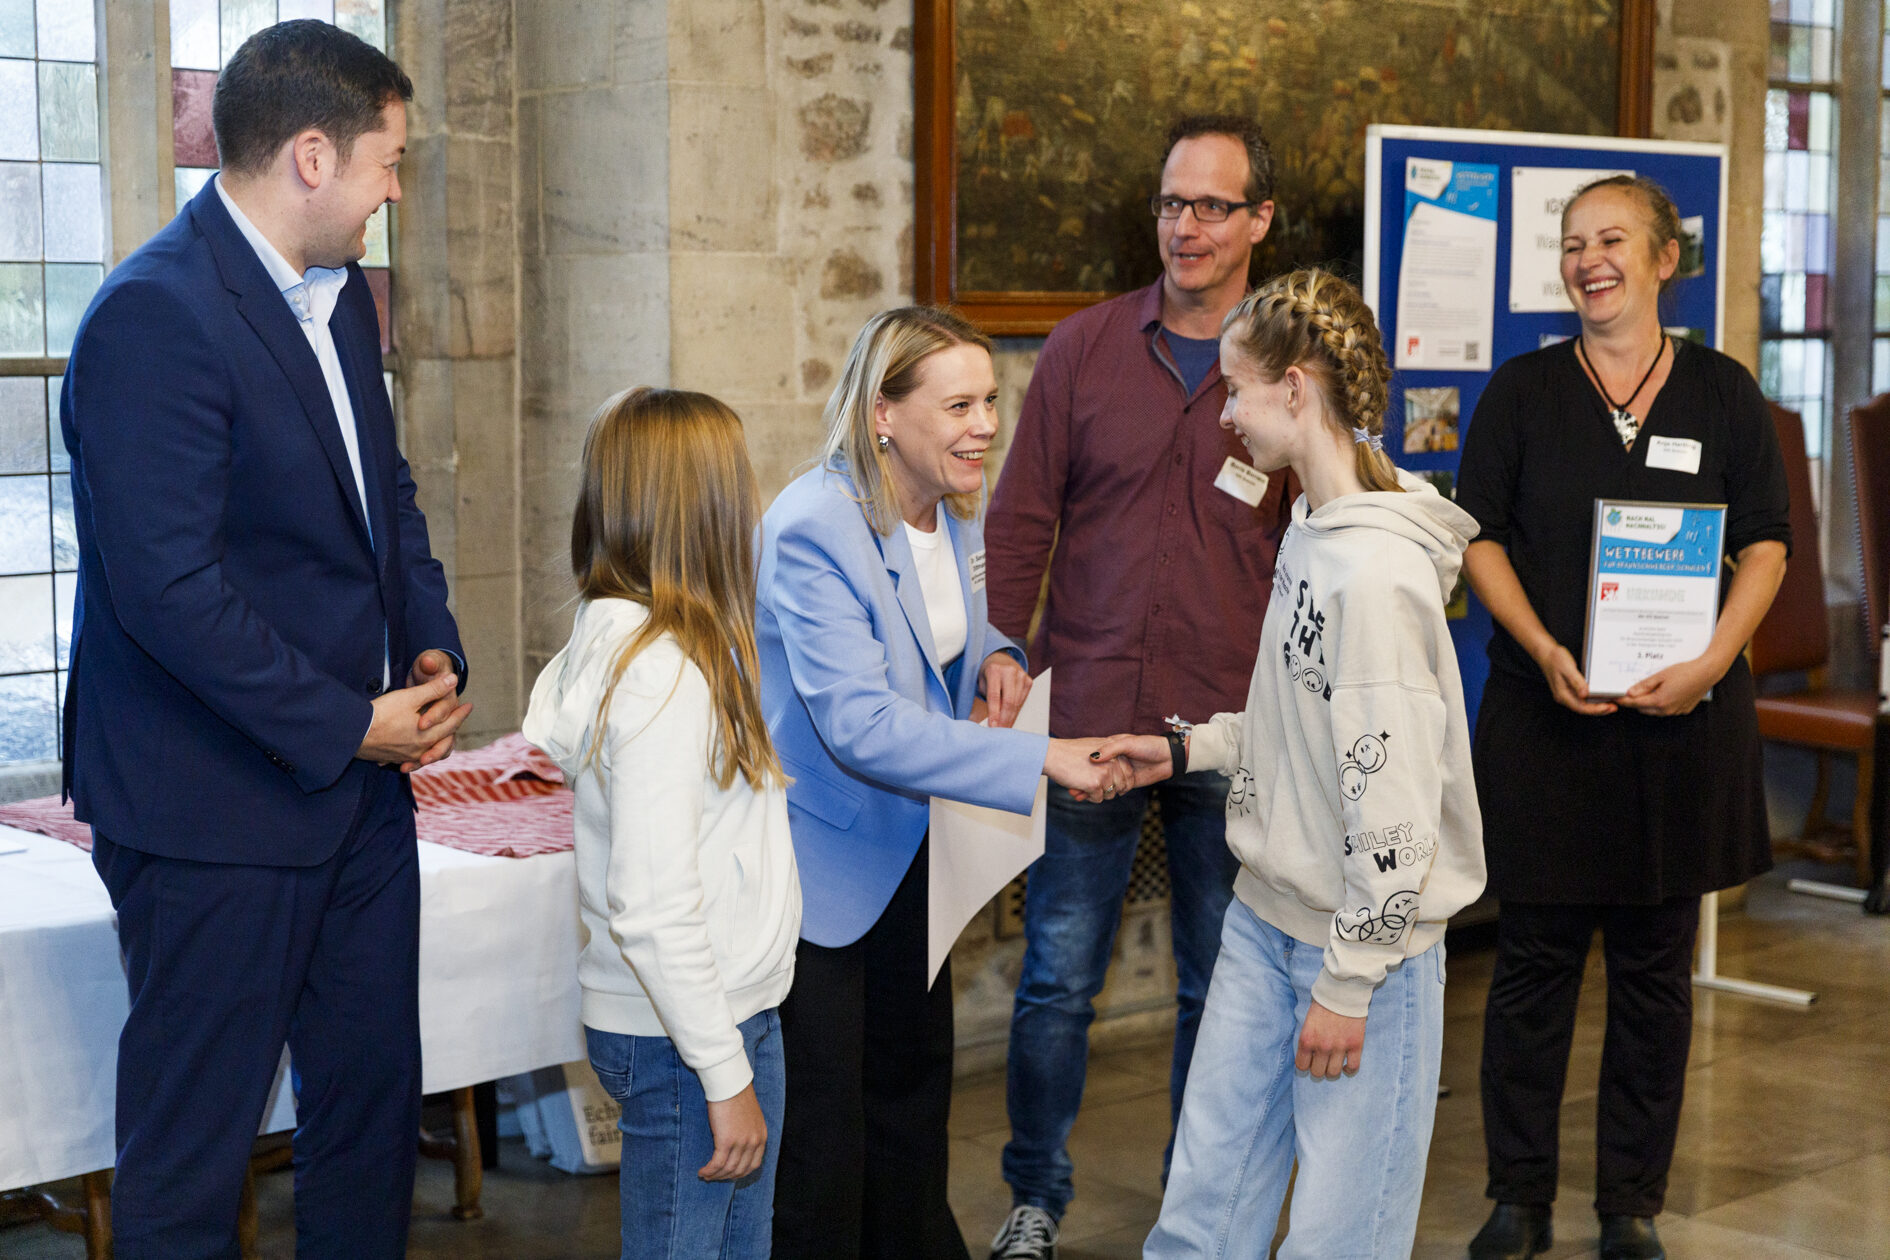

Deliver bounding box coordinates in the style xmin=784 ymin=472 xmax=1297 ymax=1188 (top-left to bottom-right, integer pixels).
xmin=977 ymin=654 xmax=1188 ymax=803
xmin=1043 ymin=734 xmax=1182 ymax=803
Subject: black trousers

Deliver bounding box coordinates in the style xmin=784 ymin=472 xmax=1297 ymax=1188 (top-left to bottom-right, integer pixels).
xmin=92 ymin=767 xmax=420 ymax=1260
xmin=1479 ymin=897 xmax=1699 ymax=1217
xmin=773 ymin=839 xmax=969 ymax=1260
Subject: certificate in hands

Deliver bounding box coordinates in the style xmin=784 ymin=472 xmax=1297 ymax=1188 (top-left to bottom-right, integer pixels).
xmin=1582 ymin=499 xmax=1726 ymax=698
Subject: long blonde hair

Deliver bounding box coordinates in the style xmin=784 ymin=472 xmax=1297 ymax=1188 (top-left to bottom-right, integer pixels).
xmin=1222 ymin=269 xmax=1403 ymax=493
xmin=571 ymin=387 xmax=782 ymax=789
xmin=819 ymin=305 xmax=993 ymax=534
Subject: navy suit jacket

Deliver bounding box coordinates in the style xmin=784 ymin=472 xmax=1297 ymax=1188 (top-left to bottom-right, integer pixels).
xmin=60 ymin=179 xmax=463 ymax=867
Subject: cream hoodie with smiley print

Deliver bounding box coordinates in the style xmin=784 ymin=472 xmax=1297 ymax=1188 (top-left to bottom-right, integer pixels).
xmin=1186 ymin=471 xmax=1487 ymax=1017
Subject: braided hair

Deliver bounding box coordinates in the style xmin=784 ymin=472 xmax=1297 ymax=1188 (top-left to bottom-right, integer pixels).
xmin=1222 ymin=269 xmax=1402 ymax=493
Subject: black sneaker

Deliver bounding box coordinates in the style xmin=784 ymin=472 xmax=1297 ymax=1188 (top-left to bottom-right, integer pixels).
xmin=990 ymin=1205 xmax=1059 ymax=1259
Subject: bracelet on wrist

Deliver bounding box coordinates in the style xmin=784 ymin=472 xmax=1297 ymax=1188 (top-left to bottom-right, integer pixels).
xmin=1162 ymin=729 xmax=1188 ymax=777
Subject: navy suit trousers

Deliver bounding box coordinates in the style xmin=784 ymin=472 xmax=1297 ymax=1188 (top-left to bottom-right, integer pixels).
xmin=92 ymin=766 xmax=421 ymax=1260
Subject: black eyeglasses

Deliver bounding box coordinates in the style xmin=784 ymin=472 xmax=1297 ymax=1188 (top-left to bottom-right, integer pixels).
xmin=1150 ymin=195 xmax=1260 ymax=223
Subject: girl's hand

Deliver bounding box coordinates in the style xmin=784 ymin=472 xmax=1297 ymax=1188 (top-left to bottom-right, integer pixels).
xmin=1532 ymin=642 xmax=1617 ymax=716
xmin=1296 ymin=1000 xmax=1367 ymax=1080
xmin=979 ymin=653 xmax=1032 ymax=728
xmin=700 ymin=1084 xmax=766 ymax=1181
xmin=1616 ymin=653 xmax=1723 ymax=717
xmin=1086 ymin=734 xmax=1176 ymax=791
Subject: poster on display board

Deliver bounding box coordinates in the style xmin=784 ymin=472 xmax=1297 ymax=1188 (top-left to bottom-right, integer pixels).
xmin=1395 ymin=158 xmax=1499 ymax=370
xmin=1364 ymin=125 xmax=1727 ymax=723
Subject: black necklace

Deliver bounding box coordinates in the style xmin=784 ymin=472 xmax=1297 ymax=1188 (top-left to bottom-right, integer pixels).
xmin=1577 ymin=334 xmax=1667 ymax=448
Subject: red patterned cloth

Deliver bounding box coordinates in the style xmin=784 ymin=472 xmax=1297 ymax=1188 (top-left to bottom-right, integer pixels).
xmin=0 ymin=733 xmax=575 ymax=859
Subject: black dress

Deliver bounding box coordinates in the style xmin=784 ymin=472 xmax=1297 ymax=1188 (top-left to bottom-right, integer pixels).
xmin=1455 ymin=338 xmax=1792 ymax=905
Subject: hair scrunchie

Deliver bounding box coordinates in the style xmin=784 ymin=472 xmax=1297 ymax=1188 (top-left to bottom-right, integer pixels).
xmin=1351 ymin=426 xmax=1384 ymax=454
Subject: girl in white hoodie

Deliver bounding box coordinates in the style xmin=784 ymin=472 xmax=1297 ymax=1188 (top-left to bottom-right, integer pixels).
xmin=1104 ymin=271 xmax=1486 ymax=1259
xmin=523 ymin=387 xmax=801 ymax=1260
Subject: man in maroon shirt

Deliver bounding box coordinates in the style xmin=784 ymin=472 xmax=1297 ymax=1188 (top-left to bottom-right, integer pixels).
xmin=983 ymin=116 xmax=1296 ymax=1260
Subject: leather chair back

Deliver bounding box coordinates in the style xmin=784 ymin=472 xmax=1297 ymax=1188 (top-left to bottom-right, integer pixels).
xmin=1750 ymin=402 xmax=1829 ymax=677
xmin=1851 ymin=393 xmax=1890 ymax=659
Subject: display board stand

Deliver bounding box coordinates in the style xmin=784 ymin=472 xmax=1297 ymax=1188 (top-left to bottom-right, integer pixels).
xmin=1365 ymin=125 xmax=1813 ymax=1007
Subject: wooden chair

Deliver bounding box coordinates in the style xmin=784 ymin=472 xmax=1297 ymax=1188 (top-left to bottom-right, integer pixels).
xmin=1849 ymin=394 xmax=1890 ymax=906
xmin=1750 ymin=403 xmax=1877 ymax=885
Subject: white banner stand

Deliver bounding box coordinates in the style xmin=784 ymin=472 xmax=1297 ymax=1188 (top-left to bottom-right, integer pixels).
xmin=1691 ymin=891 xmax=1817 ymax=1006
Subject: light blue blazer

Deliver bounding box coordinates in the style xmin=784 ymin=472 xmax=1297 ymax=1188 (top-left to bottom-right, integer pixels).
xmin=757 ymin=464 xmax=1051 ymax=948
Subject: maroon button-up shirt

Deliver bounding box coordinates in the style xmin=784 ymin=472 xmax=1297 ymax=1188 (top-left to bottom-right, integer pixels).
xmin=986 ymin=281 xmax=1296 ymax=739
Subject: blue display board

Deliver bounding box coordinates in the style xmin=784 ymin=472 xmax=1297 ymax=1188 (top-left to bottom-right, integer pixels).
xmin=1363 ymin=125 xmax=1727 ymax=722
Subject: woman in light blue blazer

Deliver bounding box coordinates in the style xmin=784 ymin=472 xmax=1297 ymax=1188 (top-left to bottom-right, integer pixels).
xmin=761 ymin=307 xmax=1124 ymax=1260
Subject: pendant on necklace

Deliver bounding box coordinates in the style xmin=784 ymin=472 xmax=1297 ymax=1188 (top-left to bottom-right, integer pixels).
xmin=1610 ymin=407 xmax=1640 ymax=447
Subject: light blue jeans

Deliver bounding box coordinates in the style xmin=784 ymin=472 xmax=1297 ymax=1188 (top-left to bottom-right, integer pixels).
xmin=1145 ymin=901 xmax=1445 ymax=1260
xmin=586 ymin=1009 xmax=785 ymax=1260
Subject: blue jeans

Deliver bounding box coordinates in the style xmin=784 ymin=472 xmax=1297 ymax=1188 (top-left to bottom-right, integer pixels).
xmin=1003 ymin=768 xmax=1237 ymax=1217
xmin=1146 ymin=901 xmax=1445 ymax=1260
xmin=586 ymin=1010 xmax=785 ymax=1260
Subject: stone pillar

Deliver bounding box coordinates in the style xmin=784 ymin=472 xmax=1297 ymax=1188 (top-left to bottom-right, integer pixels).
xmin=395 ymin=0 xmax=522 ymax=742
xmin=516 ymin=0 xmax=673 ymax=684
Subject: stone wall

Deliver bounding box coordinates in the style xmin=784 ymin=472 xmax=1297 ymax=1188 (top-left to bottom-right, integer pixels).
xmin=395 ymin=0 xmax=522 ymax=745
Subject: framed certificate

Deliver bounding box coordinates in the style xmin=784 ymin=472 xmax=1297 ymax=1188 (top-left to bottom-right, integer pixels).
xmin=1582 ymin=499 xmax=1727 ymax=698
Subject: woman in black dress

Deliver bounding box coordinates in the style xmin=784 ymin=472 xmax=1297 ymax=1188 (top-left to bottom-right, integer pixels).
xmin=1455 ymin=176 xmax=1791 ymax=1260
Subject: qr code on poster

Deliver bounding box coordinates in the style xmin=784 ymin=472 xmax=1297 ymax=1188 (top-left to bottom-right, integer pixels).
xmin=1465 ymin=341 xmax=1480 ymax=362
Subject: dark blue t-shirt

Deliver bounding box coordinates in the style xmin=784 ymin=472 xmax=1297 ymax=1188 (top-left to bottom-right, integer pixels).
xmin=1162 ymin=329 xmax=1221 ymax=395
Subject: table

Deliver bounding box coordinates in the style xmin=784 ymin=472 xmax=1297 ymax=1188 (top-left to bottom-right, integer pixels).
xmin=0 ymin=827 xmax=585 ymax=1196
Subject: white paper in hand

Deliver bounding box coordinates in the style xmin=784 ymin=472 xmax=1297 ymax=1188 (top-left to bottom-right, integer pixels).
xmin=926 ymin=670 xmax=1052 ymax=987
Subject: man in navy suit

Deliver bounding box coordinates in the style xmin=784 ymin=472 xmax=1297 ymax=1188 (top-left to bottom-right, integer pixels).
xmin=60 ymin=21 xmax=469 ymax=1258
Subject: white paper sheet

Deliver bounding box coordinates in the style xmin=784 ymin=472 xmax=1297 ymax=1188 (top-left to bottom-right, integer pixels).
xmin=1394 ymin=160 xmax=1499 ymax=371
xmin=927 ymin=670 xmax=1051 ymax=986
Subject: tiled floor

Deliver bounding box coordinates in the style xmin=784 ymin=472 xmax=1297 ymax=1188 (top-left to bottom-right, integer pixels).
xmin=6 ymin=861 xmax=1886 ymax=1259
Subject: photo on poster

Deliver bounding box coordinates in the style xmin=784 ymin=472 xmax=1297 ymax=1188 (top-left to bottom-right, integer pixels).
xmin=1403 ymin=386 xmax=1461 ymax=453
xmin=1412 ymin=469 xmax=1467 ymax=617
xmin=1677 ymin=215 xmax=1706 ymax=279
xmin=1417 ymin=469 xmax=1455 ymax=499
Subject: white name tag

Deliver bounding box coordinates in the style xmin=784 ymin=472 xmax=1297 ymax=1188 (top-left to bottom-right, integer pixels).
xmin=1214 ymin=456 xmax=1270 ymax=507
xmin=968 ymin=549 xmax=987 ymax=592
xmin=1645 ymin=436 xmax=1702 ymax=475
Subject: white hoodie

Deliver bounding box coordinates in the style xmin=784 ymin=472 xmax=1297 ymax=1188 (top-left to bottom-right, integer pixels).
xmin=1188 ymin=471 xmax=1486 ymax=1018
xmin=523 ymin=599 xmax=801 ymax=1102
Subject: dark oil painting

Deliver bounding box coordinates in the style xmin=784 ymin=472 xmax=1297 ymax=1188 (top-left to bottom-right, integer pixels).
xmin=952 ymin=0 xmax=1622 ymax=295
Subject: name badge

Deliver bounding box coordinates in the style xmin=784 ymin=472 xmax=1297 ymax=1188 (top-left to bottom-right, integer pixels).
xmin=1645 ymin=436 xmax=1702 ymax=475
xmin=968 ymin=549 xmax=987 ymax=592
xmin=1214 ymin=456 xmax=1270 ymax=507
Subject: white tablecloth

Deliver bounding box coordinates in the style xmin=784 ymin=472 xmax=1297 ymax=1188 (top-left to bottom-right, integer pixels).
xmin=0 ymin=827 xmax=584 ymax=1192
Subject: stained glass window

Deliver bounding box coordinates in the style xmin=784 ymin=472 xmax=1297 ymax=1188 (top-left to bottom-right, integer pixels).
xmin=0 ymin=0 xmax=96 ymax=767
xmin=169 ymin=0 xmax=391 ymax=351
xmin=1761 ymin=0 xmax=1839 ymax=461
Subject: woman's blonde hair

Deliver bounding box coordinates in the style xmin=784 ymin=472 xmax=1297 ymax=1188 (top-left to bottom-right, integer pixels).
xmin=819 ymin=305 xmax=995 ymax=534
xmin=1222 ymin=269 xmax=1403 ymax=494
xmin=571 ymin=386 xmax=782 ymax=789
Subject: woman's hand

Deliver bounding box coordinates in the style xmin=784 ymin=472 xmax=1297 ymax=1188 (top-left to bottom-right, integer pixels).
xmin=1043 ymin=738 xmax=1131 ymax=801
xmin=700 ymin=1084 xmax=767 ymax=1182
xmin=1531 ymin=642 xmax=1617 ymax=716
xmin=979 ymin=653 xmax=1032 ymax=728
xmin=1087 ymin=734 xmax=1176 ymax=792
xmin=1296 ymin=1000 xmax=1367 ymax=1080
xmin=1616 ymin=652 xmax=1724 ymax=717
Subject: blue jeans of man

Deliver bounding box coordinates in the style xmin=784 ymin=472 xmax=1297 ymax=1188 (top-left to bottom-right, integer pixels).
xmin=586 ymin=1009 xmax=786 ymax=1260
xmin=1002 ymin=768 xmax=1236 ymax=1217
xmin=1146 ymin=901 xmax=1446 ymax=1260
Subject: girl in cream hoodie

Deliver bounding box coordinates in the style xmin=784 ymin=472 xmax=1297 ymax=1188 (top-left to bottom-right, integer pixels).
xmin=523 ymin=388 xmax=800 ymax=1260
xmin=1102 ymin=272 xmax=1485 ymax=1260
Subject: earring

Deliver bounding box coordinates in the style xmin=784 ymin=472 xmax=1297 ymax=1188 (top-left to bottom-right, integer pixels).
xmin=877 ymin=434 xmax=890 ymax=451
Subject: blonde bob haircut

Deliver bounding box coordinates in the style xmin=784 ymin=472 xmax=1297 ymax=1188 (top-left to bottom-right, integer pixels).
xmin=570 ymin=386 xmax=783 ymax=790
xmin=1223 ymin=268 xmax=1403 ymax=494
xmin=818 ymin=305 xmax=995 ymax=535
